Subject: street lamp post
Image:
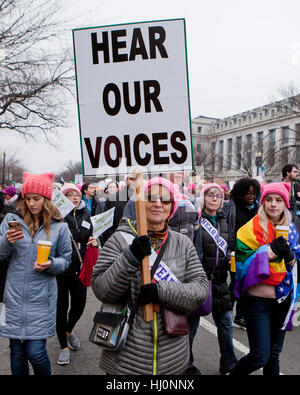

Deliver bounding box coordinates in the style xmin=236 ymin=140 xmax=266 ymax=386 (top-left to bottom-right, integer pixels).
xmin=255 ymin=151 xmax=262 ymax=176
xmin=2 ymin=151 xmax=6 ymax=187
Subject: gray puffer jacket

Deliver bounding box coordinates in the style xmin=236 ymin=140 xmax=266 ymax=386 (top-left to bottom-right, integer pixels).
xmin=91 ymin=219 xmax=209 ymax=375
xmin=0 ymin=212 xmax=72 ymax=340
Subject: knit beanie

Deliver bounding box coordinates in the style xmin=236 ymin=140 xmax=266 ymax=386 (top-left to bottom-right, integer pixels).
xmin=60 ymin=183 xmax=82 ymax=197
xmin=21 ymin=172 xmax=54 ymax=200
xmin=2 ymin=186 xmax=17 ymax=197
xmin=198 ymin=183 xmax=224 ymax=211
xmin=144 ymin=177 xmax=178 ymax=219
xmin=260 ymin=182 xmax=290 ymax=209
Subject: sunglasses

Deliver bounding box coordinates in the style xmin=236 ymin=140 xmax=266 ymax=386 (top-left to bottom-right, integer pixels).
xmin=145 ymin=194 xmax=172 ymax=205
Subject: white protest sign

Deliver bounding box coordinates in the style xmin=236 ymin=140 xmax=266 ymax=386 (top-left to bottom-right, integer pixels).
xmin=73 ymin=19 xmax=193 ymax=176
xmin=52 ymin=190 xmax=75 ymax=218
xmin=91 ymin=207 xmax=115 ymax=238
xmin=75 ymin=174 xmax=83 ymax=184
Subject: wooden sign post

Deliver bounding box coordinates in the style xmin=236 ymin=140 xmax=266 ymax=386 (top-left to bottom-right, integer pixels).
xmin=133 ymin=169 xmax=154 ymax=322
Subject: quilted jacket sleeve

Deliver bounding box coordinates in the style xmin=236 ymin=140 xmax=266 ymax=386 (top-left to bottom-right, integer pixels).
xmin=0 ymin=213 xmax=16 ymax=261
xmin=91 ymin=231 xmax=140 ymax=303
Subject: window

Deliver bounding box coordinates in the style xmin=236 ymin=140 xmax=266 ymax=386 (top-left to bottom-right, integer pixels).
xmin=227 ymin=138 xmax=233 ymax=170
xmin=236 ymin=136 xmax=242 ymax=169
xmin=211 ymin=142 xmax=216 ymax=172
xmin=246 ymin=134 xmax=252 ymax=168
xmin=197 ymin=126 xmax=202 ymax=133
xmin=257 ymin=131 xmax=263 ymax=152
xmin=219 ymin=140 xmax=224 ymax=171
xmin=265 ymin=109 xmax=269 ymax=115
xmin=282 ymin=126 xmax=289 ymax=164
xmin=269 ymin=129 xmax=276 ymax=166
xmin=253 ymin=112 xmax=257 ymax=118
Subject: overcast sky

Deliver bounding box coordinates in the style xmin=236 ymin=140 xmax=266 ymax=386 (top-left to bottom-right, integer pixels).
xmin=2 ymin=0 xmax=300 ymax=174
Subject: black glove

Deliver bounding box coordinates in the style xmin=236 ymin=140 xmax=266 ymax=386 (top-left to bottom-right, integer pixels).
xmin=269 ymin=236 xmax=294 ymax=262
xmin=130 ymin=235 xmax=152 ymax=264
xmin=137 ymin=283 xmax=159 ymax=306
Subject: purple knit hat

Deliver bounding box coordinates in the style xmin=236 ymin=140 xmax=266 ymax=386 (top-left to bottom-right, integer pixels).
xmin=144 ymin=177 xmax=178 ymax=219
xmin=2 ymin=186 xmax=17 ymax=197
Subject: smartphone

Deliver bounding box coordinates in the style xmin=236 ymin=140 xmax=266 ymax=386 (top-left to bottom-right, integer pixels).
xmin=8 ymin=221 xmax=22 ymax=231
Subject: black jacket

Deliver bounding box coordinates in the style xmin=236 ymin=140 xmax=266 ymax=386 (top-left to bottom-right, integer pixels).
xmin=223 ymin=199 xmax=259 ymax=251
xmin=200 ymin=211 xmax=232 ymax=313
xmin=60 ymin=201 xmax=93 ymax=276
xmin=102 ymin=187 xmax=133 ymax=244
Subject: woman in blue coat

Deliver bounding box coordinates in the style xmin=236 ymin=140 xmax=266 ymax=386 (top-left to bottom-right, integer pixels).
xmin=0 ymin=172 xmax=72 ymax=376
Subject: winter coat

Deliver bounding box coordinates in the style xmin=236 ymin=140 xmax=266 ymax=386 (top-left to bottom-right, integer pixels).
xmin=200 ymin=211 xmax=232 ymax=313
xmin=0 ymin=212 xmax=72 ymax=340
xmin=61 ymin=201 xmax=93 ymax=276
xmin=91 ymin=218 xmax=209 ymax=375
xmin=102 ymin=187 xmax=133 ymax=244
xmin=223 ymin=199 xmax=259 ymax=252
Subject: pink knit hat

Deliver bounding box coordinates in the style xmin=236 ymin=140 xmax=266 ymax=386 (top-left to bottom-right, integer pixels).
xmin=144 ymin=177 xmax=178 ymax=219
xmin=61 ymin=183 xmax=82 ymax=196
xmin=260 ymin=182 xmax=290 ymax=208
xmin=21 ymin=172 xmax=54 ymax=200
xmin=199 ymin=183 xmax=224 ymax=210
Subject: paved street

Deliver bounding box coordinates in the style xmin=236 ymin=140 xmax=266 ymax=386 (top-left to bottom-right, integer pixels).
xmin=0 ymin=287 xmax=299 ymax=375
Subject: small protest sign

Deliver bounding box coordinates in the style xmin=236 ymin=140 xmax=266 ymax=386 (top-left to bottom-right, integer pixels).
xmin=52 ymin=189 xmax=75 ymax=218
xmin=91 ymin=207 xmax=115 ymax=238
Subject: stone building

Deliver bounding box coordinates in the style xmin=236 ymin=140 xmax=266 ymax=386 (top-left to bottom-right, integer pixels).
xmin=192 ymin=95 xmax=300 ymax=183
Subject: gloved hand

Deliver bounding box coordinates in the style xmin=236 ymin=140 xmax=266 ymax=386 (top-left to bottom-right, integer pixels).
xmin=130 ymin=235 xmax=152 ymax=264
xmin=269 ymin=236 xmax=294 ymax=262
xmin=137 ymin=283 xmax=159 ymax=306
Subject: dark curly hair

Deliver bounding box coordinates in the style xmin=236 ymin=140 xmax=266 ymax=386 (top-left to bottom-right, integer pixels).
xmin=230 ymin=177 xmax=261 ymax=204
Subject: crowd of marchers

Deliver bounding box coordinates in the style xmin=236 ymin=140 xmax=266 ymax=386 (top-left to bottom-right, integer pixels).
xmin=0 ymin=163 xmax=300 ymax=375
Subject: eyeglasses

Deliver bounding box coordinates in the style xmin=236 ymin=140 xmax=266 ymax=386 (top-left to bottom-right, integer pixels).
xmin=145 ymin=194 xmax=172 ymax=205
xmin=206 ymin=193 xmax=222 ymax=200
xmin=66 ymin=193 xmax=81 ymax=198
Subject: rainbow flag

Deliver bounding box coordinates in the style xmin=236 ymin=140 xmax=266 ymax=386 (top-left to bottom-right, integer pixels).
xmin=234 ymin=215 xmax=300 ymax=305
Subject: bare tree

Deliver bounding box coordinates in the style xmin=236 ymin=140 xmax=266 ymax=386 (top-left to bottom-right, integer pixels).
xmin=0 ymin=148 xmax=26 ymax=185
xmin=0 ymin=0 xmax=77 ymax=143
xmin=56 ymin=160 xmax=82 ymax=183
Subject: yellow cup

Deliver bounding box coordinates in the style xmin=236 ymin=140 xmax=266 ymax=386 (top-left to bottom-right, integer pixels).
xmin=37 ymin=240 xmax=52 ymax=265
xmin=230 ymin=252 xmax=236 ymax=272
xmin=275 ymin=225 xmax=289 ymax=240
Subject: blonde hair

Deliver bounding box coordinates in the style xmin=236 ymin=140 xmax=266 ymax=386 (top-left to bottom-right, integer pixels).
xmin=258 ymin=204 xmax=291 ymax=241
xmin=18 ymin=198 xmax=62 ymax=239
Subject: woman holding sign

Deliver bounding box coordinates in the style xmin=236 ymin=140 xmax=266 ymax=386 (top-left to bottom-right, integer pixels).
xmin=91 ymin=177 xmax=208 ymax=375
xmin=0 ymin=172 xmax=72 ymax=375
xmin=56 ymin=183 xmax=98 ymax=366
xmin=231 ymin=182 xmax=300 ymax=375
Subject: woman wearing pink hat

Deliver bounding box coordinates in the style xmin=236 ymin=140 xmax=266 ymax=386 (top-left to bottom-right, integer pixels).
xmin=191 ymin=183 xmax=237 ymax=375
xmin=91 ymin=177 xmax=208 ymax=375
xmin=0 ymin=172 xmax=72 ymax=375
xmin=231 ymin=182 xmax=300 ymax=375
xmin=56 ymin=183 xmax=98 ymax=366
